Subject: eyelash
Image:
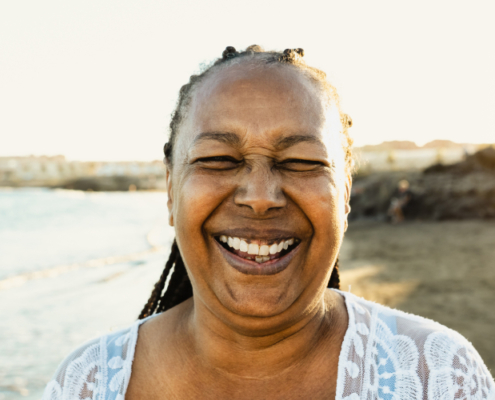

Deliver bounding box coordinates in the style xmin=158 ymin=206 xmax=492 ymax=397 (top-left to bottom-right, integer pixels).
xmin=195 ymin=156 xmax=324 ymax=172
xmin=280 ymin=159 xmax=324 ymax=166
xmin=195 ymin=156 xmax=242 ymax=170
xmin=197 ymin=156 xmax=241 ymax=163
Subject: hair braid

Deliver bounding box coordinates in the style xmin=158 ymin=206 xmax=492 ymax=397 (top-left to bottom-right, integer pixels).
xmin=156 ymin=252 xmax=192 ymax=313
xmin=141 ymin=45 xmax=351 ymax=318
xmin=222 ymin=46 xmax=238 ymax=59
xmin=138 ymin=240 xmax=184 ymax=319
xmin=327 ymin=259 xmax=341 ymax=289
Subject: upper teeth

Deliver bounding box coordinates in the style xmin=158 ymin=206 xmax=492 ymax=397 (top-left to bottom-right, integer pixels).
xmin=219 ymin=236 xmax=295 ymax=256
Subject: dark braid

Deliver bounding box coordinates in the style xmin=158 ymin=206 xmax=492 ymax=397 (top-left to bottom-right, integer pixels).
xmin=222 ymin=46 xmax=238 ymax=59
xmin=140 ymin=45 xmax=352 ymax=318
xmin=138 ymin=240 xmax=189 ymax=318
xmin=155 ymin=251 xmax=192 ymax=313
xmin=328 ymin=259 xmax=341 ymax=289
xmin=279 ymin=48 xmax=305 ymax=63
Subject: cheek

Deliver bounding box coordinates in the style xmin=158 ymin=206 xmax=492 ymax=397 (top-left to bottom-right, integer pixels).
xmin=284 ymin=174 xmax=346 ymax=236
xmin=174 ymin=173 xmax=232 ymax=238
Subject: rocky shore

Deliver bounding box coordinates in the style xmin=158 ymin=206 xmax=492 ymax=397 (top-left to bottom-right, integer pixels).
xmin=350 ymin=146 xmax=495 ymax=221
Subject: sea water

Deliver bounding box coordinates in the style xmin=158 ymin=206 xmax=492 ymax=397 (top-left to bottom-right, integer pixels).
xmin=0 ymin=188 xmax=175 ymax=399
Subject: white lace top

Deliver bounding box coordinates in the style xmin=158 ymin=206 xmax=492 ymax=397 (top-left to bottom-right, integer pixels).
xmin=42 ymin=290 xmax=494 ymax=400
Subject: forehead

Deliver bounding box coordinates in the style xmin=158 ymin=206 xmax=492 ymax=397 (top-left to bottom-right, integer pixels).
xmin=185 ymin=63 xmax=328 ymax=139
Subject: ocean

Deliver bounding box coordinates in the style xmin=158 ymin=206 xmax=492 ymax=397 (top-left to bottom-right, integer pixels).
xmin=0 ymin=188 xmax=175 ymax=399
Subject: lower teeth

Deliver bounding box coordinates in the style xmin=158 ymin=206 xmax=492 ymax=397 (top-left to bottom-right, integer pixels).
xmin=243 ymin=255 xmax=276 ymax=263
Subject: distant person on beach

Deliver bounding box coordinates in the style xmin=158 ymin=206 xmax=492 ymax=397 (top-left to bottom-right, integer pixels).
xmin=388 ymin=179 xmax=412 ymax=223
xmin=43 ymin=46 xmax=494 ymax=400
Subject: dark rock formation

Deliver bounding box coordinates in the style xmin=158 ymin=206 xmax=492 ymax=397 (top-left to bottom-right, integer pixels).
xmin=350 ymin=147 xmax=495 ymax=221
xmin=424 ymin=146 xmax=495 ymax=174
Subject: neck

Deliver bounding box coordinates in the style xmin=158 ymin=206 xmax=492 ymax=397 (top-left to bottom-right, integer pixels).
xmin=182 ymin=289 xmax=347 ymax=379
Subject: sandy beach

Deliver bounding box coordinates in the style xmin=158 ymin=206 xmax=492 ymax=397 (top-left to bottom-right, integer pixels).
xmin=340 ymin=220 xmax=495 ymax=373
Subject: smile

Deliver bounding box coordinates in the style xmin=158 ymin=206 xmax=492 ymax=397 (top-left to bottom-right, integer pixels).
xmin=216 ymin=235 xmax=300 ymax=263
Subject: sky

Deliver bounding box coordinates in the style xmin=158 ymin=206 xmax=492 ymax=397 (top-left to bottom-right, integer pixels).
xmin=1 ymin=0 xmax=494 ymax=161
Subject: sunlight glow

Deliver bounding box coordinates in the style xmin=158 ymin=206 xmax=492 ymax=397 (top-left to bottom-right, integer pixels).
xmin=1 ymin=0 xmax=494 ymax=161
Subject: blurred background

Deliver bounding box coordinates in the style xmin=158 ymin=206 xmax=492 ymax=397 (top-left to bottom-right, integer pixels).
xmin=1 ymin=1 xmax=494 ymax=398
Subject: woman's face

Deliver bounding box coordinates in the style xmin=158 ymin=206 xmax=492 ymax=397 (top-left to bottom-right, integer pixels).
xmin=167 ymin=63 xmax=351 ymax=327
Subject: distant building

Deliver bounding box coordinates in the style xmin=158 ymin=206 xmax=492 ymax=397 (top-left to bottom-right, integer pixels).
xmin=0 ymin=156 xmax=165 ymax=185
xmin=354 ymin=142 xmax=482 ymax=172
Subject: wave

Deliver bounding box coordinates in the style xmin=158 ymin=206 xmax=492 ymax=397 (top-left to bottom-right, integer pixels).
xmin=0 ymin=226 xmax=169 ymax=291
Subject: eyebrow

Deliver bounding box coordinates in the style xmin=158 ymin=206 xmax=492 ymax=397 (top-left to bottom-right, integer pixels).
xmin=193 ymin=131 xmax=324 ymax=150
xmin=274 ymin=134 xmax=324 ymax=150
xmin=193 ymin=132 xmax=242 ymax=146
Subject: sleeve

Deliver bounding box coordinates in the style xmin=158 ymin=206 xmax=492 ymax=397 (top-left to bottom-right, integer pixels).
xmin=42 ymin=337 xmax=102 ymax=400
xmin=424 ymin=330 xmax=494 ymax=399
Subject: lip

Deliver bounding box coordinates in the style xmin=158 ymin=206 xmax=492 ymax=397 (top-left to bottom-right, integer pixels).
xmin=214 ymin=236 xmax=301 ymax=276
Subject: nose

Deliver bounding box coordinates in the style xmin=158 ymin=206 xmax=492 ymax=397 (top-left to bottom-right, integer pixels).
xmin=234 ymin=164 xmax=286 ymax=215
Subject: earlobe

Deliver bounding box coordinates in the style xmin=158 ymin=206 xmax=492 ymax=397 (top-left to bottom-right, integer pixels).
xmin=168 ymin=199 xmax=174 ymax=226
xmin=345 ymin=202 xmax=351 ymax=216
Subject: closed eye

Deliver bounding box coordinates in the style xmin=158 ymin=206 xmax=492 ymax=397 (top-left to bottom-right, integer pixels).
xmin=195 ymin=156 xmax=242 ymax=170
xmin=278 ymin=159 xmax=325 ymax=171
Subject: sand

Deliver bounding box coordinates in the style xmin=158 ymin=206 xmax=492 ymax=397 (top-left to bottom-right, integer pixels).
xmin=340 ymin=220 xmax=495 ymax=373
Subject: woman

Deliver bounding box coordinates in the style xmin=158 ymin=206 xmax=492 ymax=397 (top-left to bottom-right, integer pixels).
xmin=43 ymin=46 xmax=494 ymax=400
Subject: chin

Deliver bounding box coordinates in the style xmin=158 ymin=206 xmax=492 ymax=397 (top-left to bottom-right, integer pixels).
xmin=217 ymin=284 xmax=299 ymax=319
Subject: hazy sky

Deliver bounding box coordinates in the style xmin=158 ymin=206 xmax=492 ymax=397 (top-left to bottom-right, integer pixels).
xmin=1 ymin=0 xmax=494 ymax=161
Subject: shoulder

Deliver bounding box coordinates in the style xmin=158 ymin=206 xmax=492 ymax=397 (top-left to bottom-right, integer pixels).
xmin=42 ymin=321 xmax=142 ymax=400
xmin=335 ymin=290 xmax=494 ymax=399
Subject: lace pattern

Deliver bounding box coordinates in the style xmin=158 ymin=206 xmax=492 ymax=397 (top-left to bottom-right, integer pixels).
xmin=336 ymin=294 xmax=494 ymax=400
xmin=41 ymin=322 xmax=141 ymax=400
xmin=425 ymin=331 xmax=494 ymax=399
xmin=42 ymin=291 xmax=494 ymax=400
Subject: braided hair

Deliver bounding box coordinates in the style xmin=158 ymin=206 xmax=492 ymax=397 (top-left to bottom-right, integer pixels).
xmin=139 ymin=45 xmax=352 ymax=319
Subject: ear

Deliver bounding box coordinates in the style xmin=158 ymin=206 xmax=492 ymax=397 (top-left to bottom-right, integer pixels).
xmin=166 ymin=167 xmax=174 ymax=226
xmin=343 ymin=173 xmax=352 ymax=232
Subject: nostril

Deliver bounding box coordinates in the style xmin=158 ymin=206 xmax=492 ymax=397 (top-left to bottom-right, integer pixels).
xmin=234 ymin=184 xmax=286 ymax=214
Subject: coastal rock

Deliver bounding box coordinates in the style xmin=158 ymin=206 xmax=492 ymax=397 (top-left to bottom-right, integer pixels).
xmin=350 ymin=147 xmax=495 ymax=221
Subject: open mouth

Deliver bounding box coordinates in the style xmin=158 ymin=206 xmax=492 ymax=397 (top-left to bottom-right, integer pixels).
xmin=215 ymin=235 xmax=301 ymax=264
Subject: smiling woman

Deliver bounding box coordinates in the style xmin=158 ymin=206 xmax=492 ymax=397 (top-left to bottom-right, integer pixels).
xmin=42 ymin=46 xmax=494 ymax=400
